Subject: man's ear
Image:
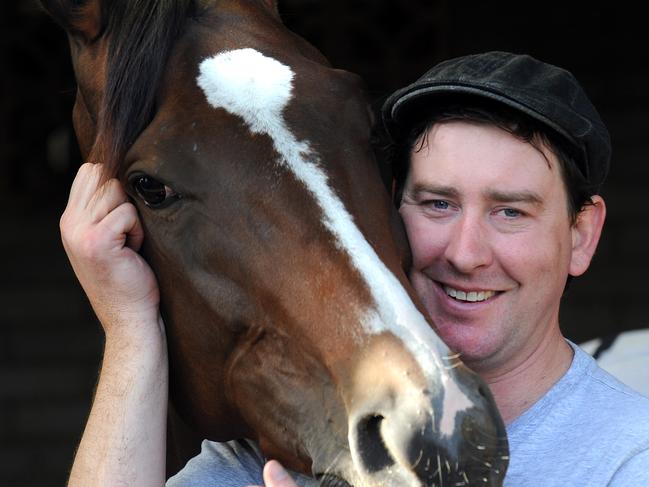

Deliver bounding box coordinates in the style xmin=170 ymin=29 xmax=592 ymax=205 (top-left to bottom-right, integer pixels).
xmin=40 ymin=0 xmax=104 ymax=43
xmin=569 ymin=195 xmax=607 ymax=277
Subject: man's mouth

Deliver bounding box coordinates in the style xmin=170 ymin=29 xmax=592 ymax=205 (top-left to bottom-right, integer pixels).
xmin=443 ymin=285 xmax=497 ymax=302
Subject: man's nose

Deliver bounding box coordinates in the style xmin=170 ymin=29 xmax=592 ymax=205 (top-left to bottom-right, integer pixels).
xmin=444 ymin=213 xmax=493 ymax=273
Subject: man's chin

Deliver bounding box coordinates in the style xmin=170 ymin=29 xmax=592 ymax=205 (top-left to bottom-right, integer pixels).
xmin=435 ymin=323 xmax=499 ymax=365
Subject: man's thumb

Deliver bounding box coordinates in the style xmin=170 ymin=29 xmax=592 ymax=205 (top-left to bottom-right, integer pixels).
xmin=263 ymin=460 xmax=298 ymax=487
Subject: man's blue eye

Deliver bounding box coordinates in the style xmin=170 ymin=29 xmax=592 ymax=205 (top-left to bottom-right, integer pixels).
xmin=503 ymin=208 xmax=521 ymax=217
xmin=432 ymin=200 xmax=449 ymax=210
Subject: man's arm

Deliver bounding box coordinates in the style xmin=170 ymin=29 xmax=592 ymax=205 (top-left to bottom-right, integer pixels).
xmin=69 ymin=317 xmax=168 ymax=486
xmin=61 ymin=163 xmax=168 ymax=486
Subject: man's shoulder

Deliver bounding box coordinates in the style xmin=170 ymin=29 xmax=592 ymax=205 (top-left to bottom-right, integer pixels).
xmin=564 ymin=344 xmax=649 ymax=432
xmin=504 ymin=344 xmax=649 ymax=486
xmin=580 ymin=328 xmax=649 ymax=396
xmin=578 ymin=343 xmax=649 ymax=413
xmin=509 ymin=342 xmax=649 ymax=452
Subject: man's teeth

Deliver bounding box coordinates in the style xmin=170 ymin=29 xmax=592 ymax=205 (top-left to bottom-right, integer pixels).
xmin=444 ymin=286 xmax=496 ymax=302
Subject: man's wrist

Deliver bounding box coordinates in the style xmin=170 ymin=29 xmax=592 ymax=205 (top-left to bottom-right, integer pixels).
xmin=102 ymin=314 xmax=167 ymax=353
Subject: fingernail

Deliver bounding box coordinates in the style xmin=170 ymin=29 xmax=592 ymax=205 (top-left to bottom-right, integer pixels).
xmin=267 ymin=460 xmax=289 ymax=482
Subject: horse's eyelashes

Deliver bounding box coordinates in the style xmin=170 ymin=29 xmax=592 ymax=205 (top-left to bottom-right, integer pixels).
xmin=129 ymin=174 xmax=180 ymax=209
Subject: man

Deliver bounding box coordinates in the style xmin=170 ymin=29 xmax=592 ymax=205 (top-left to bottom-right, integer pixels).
xmin=378 ymin=51 xmax=649 ymax=485
xmin=61 ymin=52 xmax=649 ymax=487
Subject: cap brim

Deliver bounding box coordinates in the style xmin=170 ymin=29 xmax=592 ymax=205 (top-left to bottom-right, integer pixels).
xmin=383 ymin=82 xmax=590 ymax=181
xmin=389 ymin=84 xmax=579 ymax=148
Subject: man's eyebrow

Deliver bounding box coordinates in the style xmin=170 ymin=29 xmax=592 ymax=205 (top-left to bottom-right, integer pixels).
xmin=486 ymin=190 xmax=543 ymax=205
xmin=407 ymin=184 xmax=544 ymax=206
xmin=409 ymin=184 xmax=460 ymax=199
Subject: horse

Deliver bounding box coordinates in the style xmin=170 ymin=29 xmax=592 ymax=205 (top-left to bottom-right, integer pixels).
xmin=581 ymin=328 xmax=649 ymax=397
xmin=42 ymin=1 xmax=509 ymax=485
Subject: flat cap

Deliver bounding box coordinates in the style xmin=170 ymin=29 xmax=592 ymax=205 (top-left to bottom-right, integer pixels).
xmin=382 ymin=51 xmax=611 ymax=191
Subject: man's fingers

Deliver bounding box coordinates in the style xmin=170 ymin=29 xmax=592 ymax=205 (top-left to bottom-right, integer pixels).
xmin=87 ymin=178 xmax=130 ymax=224
xmin=261 ymin=461 xmax=299 ymax=487
xmin=99 ymin=201 xmax=144 ymax=253
xmin=67 ymin=162 xmax=103 ymax=212
xmin=66 ymin=163 xmax=130 ymax=225
xmin=124 ymin=209 xmax=145 ymax=252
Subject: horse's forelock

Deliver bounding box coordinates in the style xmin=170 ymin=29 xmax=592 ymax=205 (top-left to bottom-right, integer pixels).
xmin=91 ymin=0 xmax=196 ymax=182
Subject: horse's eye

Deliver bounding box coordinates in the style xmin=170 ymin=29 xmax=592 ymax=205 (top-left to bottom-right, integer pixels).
xmin=130 ymin=174 xmax=180 ymax=208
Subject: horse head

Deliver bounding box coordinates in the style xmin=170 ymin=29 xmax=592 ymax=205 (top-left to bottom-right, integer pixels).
xmin=43 ymin=0 xmax=509 ymax=484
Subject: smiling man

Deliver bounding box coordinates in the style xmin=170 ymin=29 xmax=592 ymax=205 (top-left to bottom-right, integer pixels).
xmin=378 ymin=51 xmax=649 ymax=486
xmin=398 ymin=120 xmax=589 ymax=421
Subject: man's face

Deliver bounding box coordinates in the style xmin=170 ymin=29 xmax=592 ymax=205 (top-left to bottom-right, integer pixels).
xmin=399 ymin=121 xmax=577 ymax=373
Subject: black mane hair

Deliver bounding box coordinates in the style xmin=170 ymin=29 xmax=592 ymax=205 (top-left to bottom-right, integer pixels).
xmin=92 ymin=0 xmax=195 ymax=179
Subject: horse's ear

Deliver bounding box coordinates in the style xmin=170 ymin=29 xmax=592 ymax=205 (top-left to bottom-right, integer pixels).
xmin=40 ymin=0 xmax=105 ymax=43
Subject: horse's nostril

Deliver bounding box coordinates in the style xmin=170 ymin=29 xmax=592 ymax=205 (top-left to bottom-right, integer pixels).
xmin=356 ymin=414 xmax=395 ymax=473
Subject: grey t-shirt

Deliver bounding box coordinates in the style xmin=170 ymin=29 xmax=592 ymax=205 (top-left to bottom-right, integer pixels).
xmin=168 ymin=343 xmax=649 ymax=486
xmin=504 ymin=342 xmax=649 ymax=486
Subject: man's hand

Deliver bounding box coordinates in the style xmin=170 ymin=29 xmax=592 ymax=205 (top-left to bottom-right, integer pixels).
xmin=248 ymin=461 xmax=300 ymax=487
xmin=60 ymin=162 xmax=161 ymax=340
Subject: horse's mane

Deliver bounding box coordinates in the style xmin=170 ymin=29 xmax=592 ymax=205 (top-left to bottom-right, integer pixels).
xmin=91 ymin=0 xmax=195 ymax=180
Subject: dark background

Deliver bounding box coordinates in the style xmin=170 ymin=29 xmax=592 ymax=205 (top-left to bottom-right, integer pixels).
xmin=2 ymin=1 xmax=648 ymax=485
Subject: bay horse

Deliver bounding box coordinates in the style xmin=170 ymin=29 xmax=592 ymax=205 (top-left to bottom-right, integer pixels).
xmin=42 ymin=0 xmax=508 ymax=485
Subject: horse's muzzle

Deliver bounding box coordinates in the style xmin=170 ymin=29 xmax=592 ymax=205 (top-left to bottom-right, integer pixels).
xmin=349 ymin=398 xmax=508 ymax=486
xmin=338 ymin=337 xmax=509 ymax=487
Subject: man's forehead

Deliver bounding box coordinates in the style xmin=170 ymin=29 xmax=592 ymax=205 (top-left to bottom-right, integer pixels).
xmin=409 ymin=121 xmax=560 ymax=173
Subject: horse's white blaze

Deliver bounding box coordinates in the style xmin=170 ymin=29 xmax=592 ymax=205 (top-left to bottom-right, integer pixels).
xmin=197 ymin=49 xmax=294 ymax=138
xmin=197 ymin=48 xmax=473 ymax=427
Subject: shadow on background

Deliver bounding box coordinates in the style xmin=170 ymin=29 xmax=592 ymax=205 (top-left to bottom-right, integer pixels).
xmin=1 ymin=1 xmax=648 ymax=485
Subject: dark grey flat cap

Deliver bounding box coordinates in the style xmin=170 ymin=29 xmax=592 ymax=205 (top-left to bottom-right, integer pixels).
xmin=382 ymin=51 xmax=611 ymax=191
